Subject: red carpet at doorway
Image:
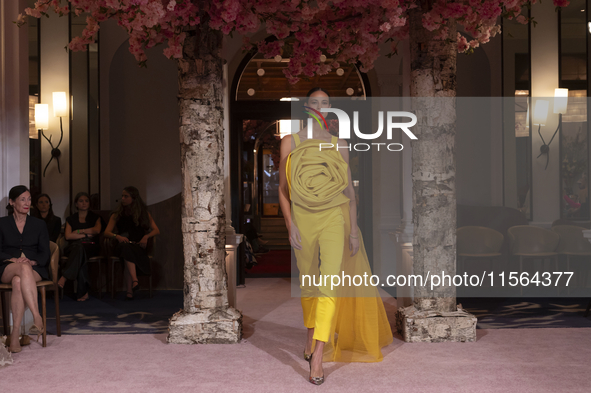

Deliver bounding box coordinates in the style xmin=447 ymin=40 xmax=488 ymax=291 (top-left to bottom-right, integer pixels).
xmin=247 ymin=249 xmax=292 ymax=277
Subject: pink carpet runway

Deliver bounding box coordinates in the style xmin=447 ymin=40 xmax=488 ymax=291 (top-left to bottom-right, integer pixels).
xmin=2 ymin=278 xmax=591 ymax=392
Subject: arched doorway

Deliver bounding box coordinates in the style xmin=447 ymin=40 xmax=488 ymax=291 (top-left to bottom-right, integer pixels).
xmin=230 ymin=46 xmax=373 ymax=281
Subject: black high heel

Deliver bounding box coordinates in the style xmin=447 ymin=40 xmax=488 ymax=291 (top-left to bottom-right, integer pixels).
xmin=132 ymin=280 xmax=140 ymax=293
xmin=308 ymin=352 xmax=325 ymax=386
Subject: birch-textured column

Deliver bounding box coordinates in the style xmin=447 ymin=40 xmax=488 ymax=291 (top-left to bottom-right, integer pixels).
xmin=395 ymin=9 xmax=476 ymax=342
xmin=167 ymin=25 xmax=241 ymax=344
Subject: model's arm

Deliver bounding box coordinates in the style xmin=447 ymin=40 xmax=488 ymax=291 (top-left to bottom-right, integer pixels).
xmin=279 ymin=135 xmax=301 ymax=249
xmin=338 ymin=139 xmax=360 ymax=256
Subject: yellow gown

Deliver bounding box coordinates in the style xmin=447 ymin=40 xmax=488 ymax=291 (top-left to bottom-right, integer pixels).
xmin=286 ymin=133 xmax=393 ymax=362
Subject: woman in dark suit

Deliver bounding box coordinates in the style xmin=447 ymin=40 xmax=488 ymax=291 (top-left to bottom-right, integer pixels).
xmin=0 ymin=185 xmax=49 ymax=353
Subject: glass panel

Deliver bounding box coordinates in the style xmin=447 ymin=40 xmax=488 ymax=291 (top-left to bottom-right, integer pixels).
xmin=515 ymin=92 xmax=532 ymax=218
xmin=560 ymin=1 xmax=587 ymax=89
xmin=261 ymin=145 xmax=280 ymax=216
xmin=560 ymin=91 xmax=589 ymax=219
xmin=503 ymin=8 xmax=532 ymax=219
xmin=88 ymin=42 xmax=100 ymax=208
xmin=242 ymin=120 xmax=280 ymax=226
xmin=70 ymin=13 xmax=100 ymax=210
xmin=71 ymin=13 xmax=89 ymax=209
xmin=28 ymin=0 xmax=41 ymax=195
xmin=559 ymin=3 xmax=588 ymax=219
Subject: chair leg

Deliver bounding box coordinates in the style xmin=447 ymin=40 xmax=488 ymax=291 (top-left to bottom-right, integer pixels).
xmin=111 ymin=259 xmax=115 ymax=299
xmin=98 ymin=260 xmax=102 ymax=300
xmin=566 ymin=255 xmax=570 ymax=296
xmin=54 ymin=283 xmax=61 ymax=337
xmin=40 ymin=286 xmax=47 ymax=348
xmin=1 ymin=292 xmax=8 ymax=336
xmin=519 ymin=256 xmax=523 ymax=296
xmin=556 ymin=256 xmax=561 ymax=296
xmin=149 ymin=258 xmax=153 ymax=298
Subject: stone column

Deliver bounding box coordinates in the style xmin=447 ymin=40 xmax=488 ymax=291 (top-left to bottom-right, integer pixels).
xmin=395 ymin=9 xmax=476 ymax=342
xmin=167 ymin=25 xmax=242 ymax=344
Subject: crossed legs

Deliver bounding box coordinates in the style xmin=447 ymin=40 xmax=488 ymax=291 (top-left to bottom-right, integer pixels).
xmin=1 ymin=263 xmax=42 ymax=352
xmin=123 ymin=260 xmax=138 ymax=298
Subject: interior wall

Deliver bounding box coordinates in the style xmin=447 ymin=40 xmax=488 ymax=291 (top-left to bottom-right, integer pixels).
xmin=40 ymin=12 xmax=70 ymax=220
xmin=456 ymin=43 xmax=494 ymax=206
xmin=531 ymin=2 xmax=560 ymax=226
xmin=370 ymin=48 xmax=405 ymax=278
xmin=107 ymin=39 xmax=181 ymax=208
xmin=0 ymin=0 xmax=29 ymax=215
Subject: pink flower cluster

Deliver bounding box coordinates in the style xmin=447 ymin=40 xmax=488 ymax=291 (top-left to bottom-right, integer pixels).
xmin=23 ymin=0 xmax=200 ymax=65
xmin=21 ymin=0 xmax=571 ymax=79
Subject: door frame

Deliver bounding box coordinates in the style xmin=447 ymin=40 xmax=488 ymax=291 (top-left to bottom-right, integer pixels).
xmin=229 ymin=47 xmax=374 ymax=282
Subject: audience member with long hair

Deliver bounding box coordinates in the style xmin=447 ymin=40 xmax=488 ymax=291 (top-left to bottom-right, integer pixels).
xmin=104 ymin=186 xmax=159 ymax=300
xmin=59 ymin=192 xmax=102 ymax=301
xmin=0 ymin=185 xmax=49 ymax=353
xmin=31 ymin=193 xmax=62 ymax=242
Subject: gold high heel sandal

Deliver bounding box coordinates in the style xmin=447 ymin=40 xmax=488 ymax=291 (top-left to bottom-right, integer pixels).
xmin=8 ymin=345 xmax=22 ymax=353
xmin=5 ymin=335 xmax=30 ymax=347
xmin=308 ymin=352 xmax=325 ymax=386
xmin=29 ymin=323 xmax=45 ymax=343
xmin=304 ymin=350 xmax=312 ymax=362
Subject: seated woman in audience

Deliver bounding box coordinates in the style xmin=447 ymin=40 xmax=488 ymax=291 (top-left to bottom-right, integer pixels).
xmin=32 ymin=193 xmax=62 ymax=242
xmin=104 ymin=186 xmax=159 ymax=300
xmin=0 ymin=185 xmax=49 ymax=353
xmin=59 ymin=192 xmax=102 ymax=301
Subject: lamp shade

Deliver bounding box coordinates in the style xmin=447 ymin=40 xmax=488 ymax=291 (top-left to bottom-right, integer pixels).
xmin=554 ymin=88 xmax=568 ymax=114
xmin=278 ymin=119 xmax=300 ymax=138
xmin=53 ymin=92 xmax=68 ymax=117
xmin=533 ymin=100 xmax=549 ymax=126
xmin=35 ymin=104 xmax=48 ymax=130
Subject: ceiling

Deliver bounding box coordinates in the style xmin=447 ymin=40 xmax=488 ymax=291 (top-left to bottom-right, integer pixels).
xmin=236 ymin=53 xmax=366 ymax=100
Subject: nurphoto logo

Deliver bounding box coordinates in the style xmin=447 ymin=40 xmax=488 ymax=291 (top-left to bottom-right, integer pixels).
xmin=303 ymin=106 xmax=418 ymax=152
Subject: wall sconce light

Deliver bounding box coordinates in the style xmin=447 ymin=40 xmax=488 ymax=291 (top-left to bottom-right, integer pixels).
xmin=37 ymin=92 xmax=67 ymax=177
xmin=34 ymin=104 xmax=48 ymax=131
xmin=277 ymin=119 xmax=300 ymax=139
xmin=535 ymin=89 xmax=568 ymax=171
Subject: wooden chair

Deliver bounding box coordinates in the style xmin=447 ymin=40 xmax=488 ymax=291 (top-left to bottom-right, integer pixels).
xmin=457 ymin=226 xmax=504 ymax=274
xmin=107 ymin=237 xmax=154 ymax=299
xmin=57 ymin=235 xmax=108 ymax=299
xmin=508 ymin=226 xmax=560 ymax=295
xmin=552 ymin=225 xmax=591 ymax=294
xmin=0 ymin=241 xmax=62 ymax=347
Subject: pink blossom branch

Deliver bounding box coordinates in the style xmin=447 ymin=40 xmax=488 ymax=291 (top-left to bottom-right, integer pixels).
xmin=17 ymin=0 xmax=571 ymax=81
